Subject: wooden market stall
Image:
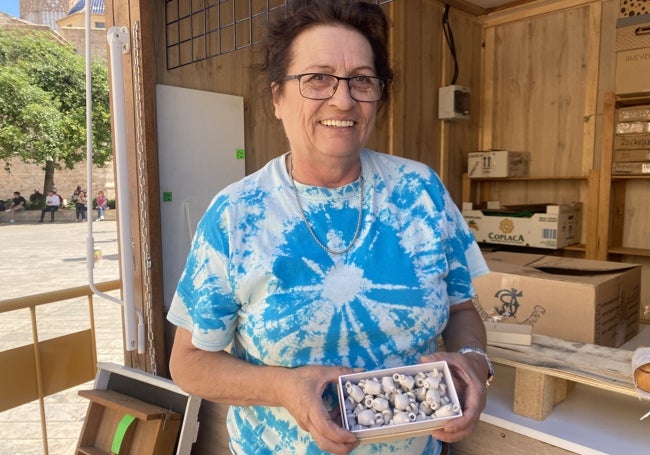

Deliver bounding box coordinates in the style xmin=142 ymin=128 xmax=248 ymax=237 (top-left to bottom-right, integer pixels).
xmin=101 ymin=0 xmax=650 ymax=452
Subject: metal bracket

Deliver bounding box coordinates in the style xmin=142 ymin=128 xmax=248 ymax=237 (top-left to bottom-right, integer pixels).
xmin=107 ymin=26 xmax=130 ymax=54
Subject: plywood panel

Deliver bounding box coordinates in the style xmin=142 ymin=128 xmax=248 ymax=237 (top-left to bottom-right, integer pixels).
xmin=41 ymin=330 xmax=96 ymax=396
xmin=0 ymin=344 xmax=39 ymax=412
xmin=453 ymin=419 xmax=575 ymax=454
xmin=621 ymin=180 xmax=650 ymax=248
xmin=153 ymin=1 xmax=481 ymax=205
xmin=191 ymin=400 xmax=230 ymax=455
xmin=0 ymin=330 xmax=96 ymax=412
xmin=487 ymin=6 xmax=592 ymax=177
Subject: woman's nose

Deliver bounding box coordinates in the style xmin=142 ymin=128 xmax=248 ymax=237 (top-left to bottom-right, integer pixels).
xmin=328 ymin=80 xmax=357 ymax=108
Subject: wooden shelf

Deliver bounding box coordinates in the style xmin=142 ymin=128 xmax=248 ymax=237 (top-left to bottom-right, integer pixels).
xmin=77 ymin=448 xmax=107 ymax=455
xmin=78 ymin=389 xmax=172 ymax=421
xmin=465 ymin=175 xmax=589 ymax=182
xmin=598 ymin=92 xmax=650 ymax=261
xmin=611 ymin=174 xmax=650 ymax=180
xmin=615 ymin=93 xmax=650 ymax=106
xmin=487 ymin=334 xmax=636 ymax=420
xmin=76 ymin=389 xmax=182 ymax=455
xmin=562 ymin=243 xmax=586 ymax=252
xmin=608 ymin=246 xmax=650 ymax=257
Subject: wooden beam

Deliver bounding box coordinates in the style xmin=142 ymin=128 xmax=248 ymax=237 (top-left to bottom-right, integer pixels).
xmin=488 ymin=333 xmax=636 ymax=395
xmin=105 ymin=0 xmax=168 ymax=376
xmin=482 ymin=0 xmax=602 ymax=28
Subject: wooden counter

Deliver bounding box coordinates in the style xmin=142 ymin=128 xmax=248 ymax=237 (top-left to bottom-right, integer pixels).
xmin=455 ymin=325 xmax=650 ymax=454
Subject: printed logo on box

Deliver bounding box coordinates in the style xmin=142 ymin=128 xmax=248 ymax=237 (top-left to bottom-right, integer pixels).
xmin=499 ymin=219 xmax=514 ymax=233
xmin=486 ymin=218 xmax=526 ymax=244
xmin=473 ymin=289 xmax=547 ymax=327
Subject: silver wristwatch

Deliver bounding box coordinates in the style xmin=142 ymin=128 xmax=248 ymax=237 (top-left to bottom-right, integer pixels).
xmin=458 ymin=346 xmax=495 ymax=387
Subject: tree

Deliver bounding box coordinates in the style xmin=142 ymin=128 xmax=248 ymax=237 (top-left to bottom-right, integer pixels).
xmin=0 ymin=29 xmax=112 ymax=194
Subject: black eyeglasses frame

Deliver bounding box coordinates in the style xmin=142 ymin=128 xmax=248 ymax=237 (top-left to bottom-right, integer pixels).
xmin=283 ymin=73 xmax=386 ymax=102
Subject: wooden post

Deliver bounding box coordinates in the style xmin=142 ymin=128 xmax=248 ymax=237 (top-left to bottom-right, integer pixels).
xmin=513 ymin=369 xmax=571 ymax=420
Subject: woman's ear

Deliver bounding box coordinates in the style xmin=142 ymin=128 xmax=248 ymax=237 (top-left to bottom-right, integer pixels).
xmin=271 ymin=83 xmax=282 ymax=119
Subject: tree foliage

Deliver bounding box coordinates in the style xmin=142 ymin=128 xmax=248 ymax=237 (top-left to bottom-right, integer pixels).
xmin=0 ymin=29 xmax=112 ymax=173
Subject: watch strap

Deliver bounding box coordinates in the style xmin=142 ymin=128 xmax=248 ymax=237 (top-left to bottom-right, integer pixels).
xmin=459 ymin=345 xmax=495 ymax=387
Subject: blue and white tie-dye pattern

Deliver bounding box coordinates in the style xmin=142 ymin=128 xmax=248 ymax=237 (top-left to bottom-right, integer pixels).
xmin=168 ymin=149 xmax=488 ymax=454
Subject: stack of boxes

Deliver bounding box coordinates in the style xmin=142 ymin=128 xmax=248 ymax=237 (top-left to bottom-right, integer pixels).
xmin=613 ymin=105 xmax=650 ymax=175
xmin=615 ymin=12 xmax=650 ymax=96
xmin=613 ymin=6 xmax=650 ymax=174
xmin=466 ymin=150 xmax=530 ymax=178
xmin=463 ymin=150 xmax=582 ymax=249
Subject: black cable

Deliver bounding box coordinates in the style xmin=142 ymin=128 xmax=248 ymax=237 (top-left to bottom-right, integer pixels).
xmin=442 ymin=4 xmax=459 ymax=85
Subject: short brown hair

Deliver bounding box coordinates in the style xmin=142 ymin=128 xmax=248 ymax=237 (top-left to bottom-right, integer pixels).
xmin=261 ymin=0 xmax=393 ymax=103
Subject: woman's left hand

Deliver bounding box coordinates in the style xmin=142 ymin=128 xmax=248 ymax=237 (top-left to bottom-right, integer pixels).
xmin=419 ymin=350 xmax=487 ymax=442
xmin=419 ymin=299 xmax=491 ymax=443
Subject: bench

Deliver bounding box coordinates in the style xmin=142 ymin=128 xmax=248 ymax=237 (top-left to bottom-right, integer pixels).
xmin=0 ymin=207 xmax=115 ymax=224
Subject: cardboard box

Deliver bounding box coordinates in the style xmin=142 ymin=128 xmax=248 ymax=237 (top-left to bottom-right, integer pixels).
xmin=616 ymin=16 xmax=650 ymax=52
xmin=617 ymin=105 xmax=650 ymax=122
xmin=462 ymin=202 xmax=581 ymax=249
xmin=484 ymin=321 xmax=533 ymax=346
xmin=616 ymin=121 xmax=650 ymax=134
xmin=612 ymin=161 xmax=650 ymax=175
xmin=614 ymin=149 xmax=650 ymax=162
xmin=615 ymin=16 xmax=650 ymax=95
xmin=472 ymin=252 xmax=641 ymax=347
xmin=614 ymin=133 xmax=650 ymax=149
xmin=338 ymin=361 xmax=461 ymax=442
xmin=467 ymin=151 xmax=530 ymax=178
xmin=616 ymin=48 xmax=650 ymax=95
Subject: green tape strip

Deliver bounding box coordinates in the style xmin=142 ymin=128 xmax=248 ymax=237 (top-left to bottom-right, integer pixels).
xmin=111 ymin=413 xmax=137 ymax=454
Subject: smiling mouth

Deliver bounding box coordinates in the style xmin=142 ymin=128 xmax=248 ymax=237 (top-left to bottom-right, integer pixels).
xmin=320 ymin=120 xmax=356 ymax=128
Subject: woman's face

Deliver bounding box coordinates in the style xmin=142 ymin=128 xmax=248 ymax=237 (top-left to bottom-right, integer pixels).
xmin=273 ymin=25 xmax=378 ymax=163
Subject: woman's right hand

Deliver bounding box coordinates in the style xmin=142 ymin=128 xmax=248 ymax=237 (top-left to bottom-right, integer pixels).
xmin=170 ymin=329 xmax=359 ymax=454
xmin=275 ymin=364 xmax=360 ymax=455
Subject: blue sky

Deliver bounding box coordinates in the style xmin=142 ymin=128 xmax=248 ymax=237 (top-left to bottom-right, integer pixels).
xmin=0 ymin=0 xmax=20 ymax=17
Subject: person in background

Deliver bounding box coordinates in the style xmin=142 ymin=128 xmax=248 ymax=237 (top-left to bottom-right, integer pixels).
xmin=167 ymin=2 xmax=492 ymax=454
xmin=74 ymin=186 xmax=87 ymax=222
xmin=39 ymin=190 xmax=60 ymax=223
xmin=52 ymin=186 xmax=65 ymax=208
xmin=5 ymin=191 xmax=26 ymax=224
xmin=95 ymin=190 xmax=108 ymax=221
xmin=29 ymin=189 xmax=43 ymax=205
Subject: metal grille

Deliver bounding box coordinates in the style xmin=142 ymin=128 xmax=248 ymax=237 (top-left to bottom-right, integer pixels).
xmin=165 ymin=0 xmax=393 ymax=70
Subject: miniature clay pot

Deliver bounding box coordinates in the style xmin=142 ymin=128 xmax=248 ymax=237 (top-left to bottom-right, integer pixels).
xmin=634 ymin=362 xmax=650 ymax=393
xmin=356 ymin=409 xmax=377 ymax=427
xmin=360 ymin=378 xmax=382 ymax=396
xmin=392 ymin=393 xmax=411 ymax=411
xmin=346 ymin=383 xmax=365 ymax=403
xmin=381 ymin=376 xmax=397 ymax=394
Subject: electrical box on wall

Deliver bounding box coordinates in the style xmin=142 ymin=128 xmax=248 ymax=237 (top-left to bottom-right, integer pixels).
xmin=438 ymin=85 xmax=471 ymax=120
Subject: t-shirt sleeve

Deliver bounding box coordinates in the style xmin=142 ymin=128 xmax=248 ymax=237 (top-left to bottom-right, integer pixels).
xmin=167 ymin=195 xmax=241 ymax=351
xmin=428 ymin=171 xmax=489 ymax=305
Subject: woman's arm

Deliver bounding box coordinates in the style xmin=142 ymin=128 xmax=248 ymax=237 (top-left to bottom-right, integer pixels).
xmin=422 ymin=300 xmax=490 ymax=443
xmin=169 ymin=327 xmax=360 ymax=455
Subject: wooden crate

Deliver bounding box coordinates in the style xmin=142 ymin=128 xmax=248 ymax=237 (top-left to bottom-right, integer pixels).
xmin=76 ymin=389 xmax=181 ymax=455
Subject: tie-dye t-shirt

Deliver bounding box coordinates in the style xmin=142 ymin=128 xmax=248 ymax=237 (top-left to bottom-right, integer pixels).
xmin=167 ymin=149 xmax=488 ymax=454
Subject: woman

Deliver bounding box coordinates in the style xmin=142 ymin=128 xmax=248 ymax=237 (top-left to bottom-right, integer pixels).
xmin=74 ymin=186 xmax=87 ymax=222
xmin=96 ymin=190 xmax=108 ymax=221
xmin=168 ymin=1 xmax=491 ymax=454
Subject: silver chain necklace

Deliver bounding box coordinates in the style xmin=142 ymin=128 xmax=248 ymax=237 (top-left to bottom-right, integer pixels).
xmin=289 ymin=156 xmax=364 ymax=255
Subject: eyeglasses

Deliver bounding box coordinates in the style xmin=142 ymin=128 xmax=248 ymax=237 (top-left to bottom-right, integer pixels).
xmin=284 ymin=73 xmax=385 ymax=102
